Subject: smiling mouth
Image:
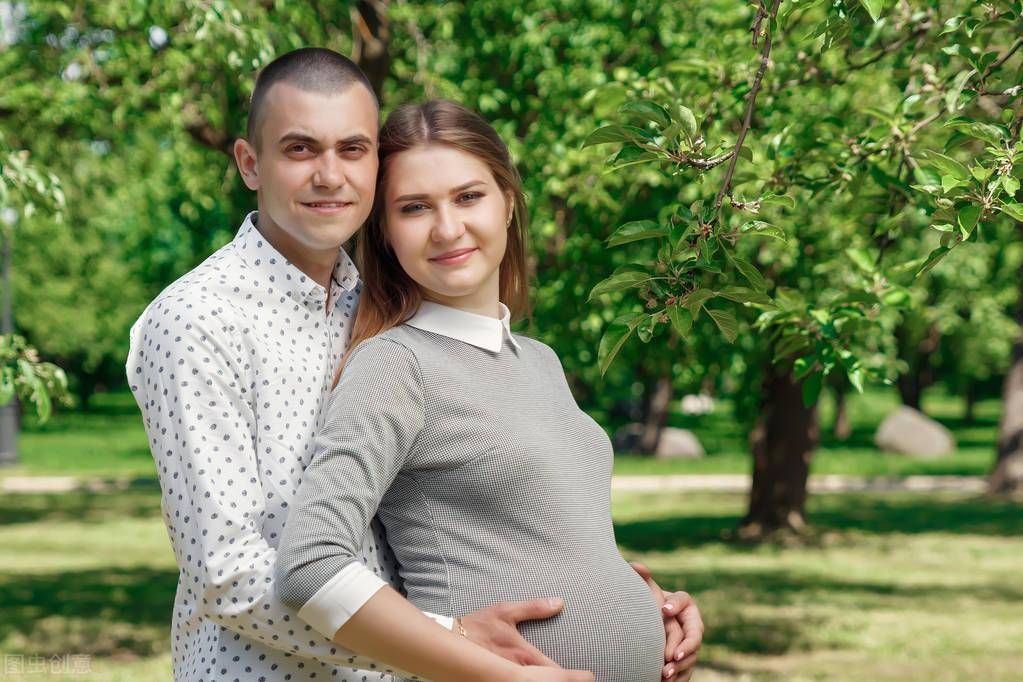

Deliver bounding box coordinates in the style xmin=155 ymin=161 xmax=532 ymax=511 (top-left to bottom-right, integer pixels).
xmin=302 ymin=201 xmax=353 ymax=211
xmin=430 ymin=247 xmax=478 ymax=265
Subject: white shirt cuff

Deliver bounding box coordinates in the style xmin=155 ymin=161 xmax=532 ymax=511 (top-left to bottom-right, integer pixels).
xmin=424 ymin=612 xmax=455 ymax=631
xmin=296 ymin=562 xmax=388 ymax=639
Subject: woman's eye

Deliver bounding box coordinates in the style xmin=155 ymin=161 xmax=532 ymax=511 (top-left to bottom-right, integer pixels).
xmin=458 ymin=192 xmax=483 ymax=203
xmin=400 ymin=203 xmax=428 ymax=214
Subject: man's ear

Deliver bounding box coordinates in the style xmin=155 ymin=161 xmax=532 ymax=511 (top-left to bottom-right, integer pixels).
xmin=234 ymin=138 xmax=261 ymax=191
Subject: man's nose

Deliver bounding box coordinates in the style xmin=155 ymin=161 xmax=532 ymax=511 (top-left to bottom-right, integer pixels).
xmin=312 ymin=154 xmax=346 ymax=189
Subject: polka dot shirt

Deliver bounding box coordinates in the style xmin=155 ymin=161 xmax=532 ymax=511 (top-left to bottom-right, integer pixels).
xmin=127 ymin=213 xmax=439 ymax=681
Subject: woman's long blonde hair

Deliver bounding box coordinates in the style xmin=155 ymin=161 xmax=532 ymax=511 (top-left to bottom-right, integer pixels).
xmin=346 ymin=99 xmax=531 ymax=358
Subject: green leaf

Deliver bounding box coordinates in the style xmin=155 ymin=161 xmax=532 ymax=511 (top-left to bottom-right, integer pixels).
xmin=957 ymin=204 xmax=981 ymax=235
xmin=859 ymin=0 xmax=884 ymax=22
xmin=846 ymin=248 xmax=874 ymax=273
xmin=740 ymin=221 xmax=787 ymax=241
xmin=1000 ymin=203 xmax=1023 ymax=222
xmin=941 ymin=175 xmax=966 ymax=193
xmin=715 ymin=286 xmax=771 ymax=305
xmin=1002 ymin=176 xmax=1020 ymax=197
xmin=587 ymin=270 xmax=648 ymax=300
xmin=730 ymin=255 xmax=767 ymax=292
xmin=944 ymin=119 xmax=1008 ymax=145
xmin=597 ymin=324 xmax=634 ymax=376
xmin=685 ymin=288 xmax=717 ymax=314
xmin=847 ymin=367 xmax=865 ymax=394
xmin=637 ymin=314 xmax=659 ymax=342
xmin=706 ymin=308 xmax=738 ymax=343
xmin=582 ymin=125 xmax=646 ymax=148
xmin=668 ymin=305 xmax=693 ymax=337
xmin=802 ymin=371 xmax=823 ymax=407
xmin=606 ymin=220 xmax=669 ymax=247
xmin=760 ymin=193 xmax=796 ymax=209
xmin=914 ymin=245 xmax=954 ymax=279
xmin=922 ymin=151 xmax=969 ymax=180
xmin=676 ymin=105 xmax=698 ymax=139
xmin=945 ymin=69 xmax=976 ymax=113
xmin=618 ymin=101 xmax=671 ymax=129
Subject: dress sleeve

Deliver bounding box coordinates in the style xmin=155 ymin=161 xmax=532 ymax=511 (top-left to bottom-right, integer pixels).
xmin=276 ymin=337 xmax=426 ymax=638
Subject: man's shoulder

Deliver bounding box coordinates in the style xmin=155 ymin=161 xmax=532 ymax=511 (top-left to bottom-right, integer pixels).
xmin=130 ymin=242 xmax=245 ymax=345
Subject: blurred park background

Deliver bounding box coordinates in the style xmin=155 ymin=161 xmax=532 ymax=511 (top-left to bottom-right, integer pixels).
xmin=1 ymin=0 xmax=1022 ymax=680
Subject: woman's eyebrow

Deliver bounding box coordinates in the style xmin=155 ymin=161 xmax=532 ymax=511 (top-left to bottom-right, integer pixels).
xmin=393 ymin=180 xmax=486 ymax=203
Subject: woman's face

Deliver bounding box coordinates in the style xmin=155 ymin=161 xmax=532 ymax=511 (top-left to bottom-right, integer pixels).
xmin=382 ymin=144 xmax=513 ymax=316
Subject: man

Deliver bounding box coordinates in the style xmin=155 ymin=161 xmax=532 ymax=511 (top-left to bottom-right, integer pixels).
xmin=127 ymin=47 xmax=702 ymax=682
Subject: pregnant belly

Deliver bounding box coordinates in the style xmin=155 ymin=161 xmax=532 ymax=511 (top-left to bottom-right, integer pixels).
xmin=449 ymin=564 xmax=665 ymax=682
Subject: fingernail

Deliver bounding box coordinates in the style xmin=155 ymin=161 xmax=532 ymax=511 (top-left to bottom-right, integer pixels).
xmin=662 ymin=603 xmax=674 ymax=613
xmin=665 ymin=665 xmax=675 ymax=677
xmin=675 ymin=649 xmax=685 ymax=661
xmin=547 ymin=597 xmax=563 ymax=609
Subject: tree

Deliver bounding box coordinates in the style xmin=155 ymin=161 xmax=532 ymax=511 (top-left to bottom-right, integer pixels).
xmin=0 ymin=134 xmax=70 ymax=463
xmin=583 ymin=0 xmax=1023 ymax=532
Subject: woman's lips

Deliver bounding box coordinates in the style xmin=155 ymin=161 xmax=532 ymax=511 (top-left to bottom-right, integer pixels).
xmin=429 ymin=247 xmax=478 ymax=265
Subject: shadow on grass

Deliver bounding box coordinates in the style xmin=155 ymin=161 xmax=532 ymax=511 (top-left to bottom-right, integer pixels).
xmin=615 ymin=493 xmax=1023 ymax=553
xmin=645 ymin=564 xmax=1023 ymax=656
xmin=0 ymin=566 xmax=177 ymax=657
xmin=0 ymin=484 xmax=162 ymax=526
xmin=817 ymin=416 xmax=997 ymax=451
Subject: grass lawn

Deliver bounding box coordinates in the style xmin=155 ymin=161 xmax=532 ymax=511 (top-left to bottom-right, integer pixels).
xmin=614 ymin=386 xmax=1000 ymax=477
xmin=3 ymin=386 xmax=1001 ymax=481
xmin=1 ymin=486 xmax=1019 ymax=680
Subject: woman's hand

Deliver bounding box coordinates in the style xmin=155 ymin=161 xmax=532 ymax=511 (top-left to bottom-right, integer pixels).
xmin=631 ymin=561 xmax=704 ymax=682
xmin=510 ymin=667 xmax=595 ymax=682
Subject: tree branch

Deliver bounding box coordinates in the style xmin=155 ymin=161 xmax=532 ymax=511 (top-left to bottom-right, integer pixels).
xmin=713 ymin=0 xmax=783 ymax=214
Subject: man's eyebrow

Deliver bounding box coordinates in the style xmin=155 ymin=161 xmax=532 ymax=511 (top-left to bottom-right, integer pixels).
xmin=393 ymin=180 xmax=487 ymax=203
xmin=277 ymin=132 xmax=374 ymax=147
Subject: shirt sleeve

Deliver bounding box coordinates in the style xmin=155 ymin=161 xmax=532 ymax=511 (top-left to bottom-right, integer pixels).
xmin=125 ymin=296 xmax=412 ymax=673
xmin=276 ymin=337 xmax=426 ymax=638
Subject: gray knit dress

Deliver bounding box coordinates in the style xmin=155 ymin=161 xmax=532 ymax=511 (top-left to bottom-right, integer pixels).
xmin=277 ymin=325 xmax=665 ymax=681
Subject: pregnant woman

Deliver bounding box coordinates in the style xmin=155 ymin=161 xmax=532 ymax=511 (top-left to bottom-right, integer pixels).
xmin=276 ymin=99 xmax=665 ymax=681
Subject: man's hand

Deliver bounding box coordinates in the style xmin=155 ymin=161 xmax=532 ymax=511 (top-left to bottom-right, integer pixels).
xmin=631 ymin=561 xmax=704 ymax=682
xmin=461 ymin=598 xmax=566 ymax=667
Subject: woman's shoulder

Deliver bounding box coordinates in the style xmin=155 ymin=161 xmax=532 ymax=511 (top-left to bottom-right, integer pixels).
xmin=346 ymin=328 xmax=423 ymax=371
xmin=512 ymin=333 xmax=564 ymax=367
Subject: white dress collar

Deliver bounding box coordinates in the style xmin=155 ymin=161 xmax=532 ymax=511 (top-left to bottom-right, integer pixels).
xmin=405 ymin=301 xmax=522 ymax=353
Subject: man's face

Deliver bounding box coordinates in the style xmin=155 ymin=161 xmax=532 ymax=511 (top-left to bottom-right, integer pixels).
xmin=236 ymin=82 xmax=379 ymax=253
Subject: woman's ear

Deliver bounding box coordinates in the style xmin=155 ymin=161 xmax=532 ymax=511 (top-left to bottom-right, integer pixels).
xmin=504 ymin=191 xmax=515 ymax=228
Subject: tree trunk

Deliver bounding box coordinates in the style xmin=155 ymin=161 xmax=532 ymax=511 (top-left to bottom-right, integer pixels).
xmin=740 ymin=362 xmax=819 ymax=539
xmin=638 ymin=376 xmax=674 ymax=455
xmin=833 ymin=383 xmax=851 ymax=441
xmin=964 ymin=379 xmax=977 ymax=426
xmin=0 ymin=231 xmax=17 ymax=466
xmin=992 ymin=355 xmax=1023 ymax=493
xmin=895 ymin=322 xmax=940 ymax=410
xmin=351 ymin=1 xmax=391 ymax=101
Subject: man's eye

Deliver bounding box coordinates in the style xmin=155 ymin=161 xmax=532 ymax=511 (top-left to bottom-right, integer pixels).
xmin=342 ymin=145 xmax=366 ymax=155
xmin=288 ymin=145 xmax=310 ymax=154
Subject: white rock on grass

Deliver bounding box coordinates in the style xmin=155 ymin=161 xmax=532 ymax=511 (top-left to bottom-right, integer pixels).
xmin=875 ymin=406 xmax=955 ymax=458
xmin=655 ymin=428 xmax=706 ymax=459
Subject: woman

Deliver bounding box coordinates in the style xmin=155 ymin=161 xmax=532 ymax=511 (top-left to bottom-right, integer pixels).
xmin=276 ymin=100 xmax=667 ymax=681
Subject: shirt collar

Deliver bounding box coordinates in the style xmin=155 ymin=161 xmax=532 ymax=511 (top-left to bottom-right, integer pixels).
xmin=405 ymin=301 xmax=522 ymax=353
xmin=233 ymin=211 xmax=360 ymax=310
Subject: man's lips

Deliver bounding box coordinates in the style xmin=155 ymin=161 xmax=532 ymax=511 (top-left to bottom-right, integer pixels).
xmin=429 ymin=247 xmax=478 ymax=265
xmin=301 ymin=201 xmax=354 ymax=214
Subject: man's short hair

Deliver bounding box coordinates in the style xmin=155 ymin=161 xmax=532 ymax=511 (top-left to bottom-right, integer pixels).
xmin=246 ymin=47 xmax=378 ymax=148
